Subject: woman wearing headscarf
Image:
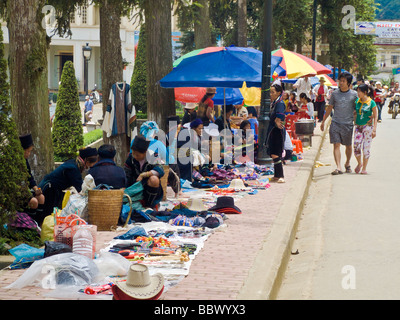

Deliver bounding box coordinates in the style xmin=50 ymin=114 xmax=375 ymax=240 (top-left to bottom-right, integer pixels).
xmin=37 ymin=147 xmax=97 ymax=226
xmin=266 ymin=84 xmax=286 ymax=183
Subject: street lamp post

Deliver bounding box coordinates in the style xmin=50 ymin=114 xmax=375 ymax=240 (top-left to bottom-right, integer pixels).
xmin=82 ymin=43 xmax=92 ymax=96
xmin=257 ymin=0 xmax=273 ymax=165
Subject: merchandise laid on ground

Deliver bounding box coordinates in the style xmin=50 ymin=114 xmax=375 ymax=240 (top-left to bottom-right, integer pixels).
xmin=0 ymin=150 xmax=313 ymax=300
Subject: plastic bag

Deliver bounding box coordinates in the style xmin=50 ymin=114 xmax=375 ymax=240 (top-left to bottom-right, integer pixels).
xmin=93 ymin=252 xmax=131 ymax=278
xmin=5 ymin=253 xmax=99 ymax=289
xmin=81 ymin=174 xmax=96 ymax=196
xmin=61 ymin=193 xmax=88 ymax=218
xmin=44 ymin=241 xmax=72 ymax=258
xmin=8 ymin=244 xmax=45 ymax=269
xmin=40 ymin=213 xmax=55 ymax=242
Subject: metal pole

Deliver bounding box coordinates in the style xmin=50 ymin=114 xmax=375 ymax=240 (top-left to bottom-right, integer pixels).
xmin=312 ymin=0 xmax=317 ymax=60
xmin=84 ymin=57 xmax=88 ymax=96
xmin=257 ymin=0 xmax=273 ymax=165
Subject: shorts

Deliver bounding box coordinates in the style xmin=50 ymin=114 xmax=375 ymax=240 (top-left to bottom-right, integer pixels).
xmin=329 ymin=121 xmax=353 ymax=146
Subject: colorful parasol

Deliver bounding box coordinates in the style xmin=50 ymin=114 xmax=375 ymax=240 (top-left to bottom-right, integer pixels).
xmin=272 ymin=48 xmax=332 ymax=79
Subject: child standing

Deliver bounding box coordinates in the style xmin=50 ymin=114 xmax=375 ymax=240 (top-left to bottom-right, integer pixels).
xmin=353 ymin=84 xmax=378 ymax=174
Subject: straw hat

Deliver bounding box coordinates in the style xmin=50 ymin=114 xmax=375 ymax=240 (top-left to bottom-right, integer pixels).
xmin=185 ymin=103 xmax=197 ymax=109
xmin=187 ymin=198 xmax=207 ymax=212
xmin=319 ymin=76 xmax=326 ymax=82
xmin=113 ymin=264 xmax=164 ymax=300
xmin=206 ymin=87 xmax=217 ymax=94
xmin=228 ymin=178 xmax=248 ymax=190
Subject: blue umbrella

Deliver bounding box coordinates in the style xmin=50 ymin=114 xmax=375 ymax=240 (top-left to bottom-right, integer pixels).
xmin=160 ymin=46 xmax=283 ymax=88
xmin=213 ymin=87 xmax=244 ymax=105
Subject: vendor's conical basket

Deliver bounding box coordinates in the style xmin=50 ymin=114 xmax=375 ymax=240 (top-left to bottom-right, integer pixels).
xmin=88 ymin=188 xmax=124 ymax=231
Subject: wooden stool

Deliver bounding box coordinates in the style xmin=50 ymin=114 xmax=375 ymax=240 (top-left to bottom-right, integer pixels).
xmin=291 ymin=139 xmax=303 ymax=154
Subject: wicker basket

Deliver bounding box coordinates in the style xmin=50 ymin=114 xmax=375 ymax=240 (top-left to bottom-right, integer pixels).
xmin=161 ymin=165 xmax=170 ymax=201
xmin=88 ymin=188 xmax=124 ymax=231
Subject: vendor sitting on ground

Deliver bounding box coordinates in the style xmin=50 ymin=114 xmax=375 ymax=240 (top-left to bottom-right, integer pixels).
xmin=88 ymin=144 xmax=127 ymax=189
xmin=124 ymin=135 xmax=165 ymax=209
xmin=19 ymin=133 xmax=45 ymax=217
xmin=38 ymin=147 xmax=98 ymax=226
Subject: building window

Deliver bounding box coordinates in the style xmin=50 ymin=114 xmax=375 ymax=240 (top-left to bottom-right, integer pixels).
xmin=391 ymin=54 xmax=399 ymax=65
xmin=81 ymin=5 xmax=87 ymax=24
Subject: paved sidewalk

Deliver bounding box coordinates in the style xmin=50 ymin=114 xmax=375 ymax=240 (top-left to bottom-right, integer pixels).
xmin=0 ymin=124 xmax=327 ymax=300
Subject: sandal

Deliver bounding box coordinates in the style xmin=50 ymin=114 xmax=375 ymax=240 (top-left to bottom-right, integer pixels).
xmin=331 ymin=169 xmax=343 ymax=175
xmin=355 ymin=164 xmax=362 ymax=174
xmin=277 ymin=178 xmax=285 ymax=183
xmin=345 ymin=165 xmax=352 ymax=173
xmin=361 ymin=171 xmax=368 ymax=175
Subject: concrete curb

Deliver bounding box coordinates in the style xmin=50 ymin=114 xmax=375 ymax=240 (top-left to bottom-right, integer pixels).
xmin=237 ymin=120 xmax=330 ymax=300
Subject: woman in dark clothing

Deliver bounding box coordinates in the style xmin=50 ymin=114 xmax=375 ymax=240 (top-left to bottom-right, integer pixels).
xmin=266 ymin=84 xmax=286 ymax=183
xmin=181 ymin=103 xmax=198 ymax=126
xmin=37 ymin=147 xmax=97 ymax=226
xmin=88 ymin=144 xmax=127 ymax=189
xmin=19 ymin=134 xmax=45 ymax=217
xmin=124 ymin=135 xmax=165 ymax=208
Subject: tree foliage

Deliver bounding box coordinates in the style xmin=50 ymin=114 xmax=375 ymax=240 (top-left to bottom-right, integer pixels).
xmin=131 ymin=23 xmax=147 ymax=113
xmin=0 ymin=27 xmax=30 ymax=224
xmin=51 ymin=61 xmax=83 ymax=161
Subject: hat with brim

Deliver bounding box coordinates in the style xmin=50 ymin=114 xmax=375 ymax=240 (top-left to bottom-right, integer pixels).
xmin=113 ymin=264 xmax=164 ymax=300
xmin=319 ymin=77 xmax=326 ymax=82
xmin=228 ymin=178 xmax=250 ymax=190
xmin=187 ymin=198 xmax=207 ymax=212
xmin=206 ymin=87 xmax=217 ymax=94
xmin=19 ymin=134 xmax=33 ymax=150
xmin=204 ymin=123 xmax=219 ymax=137
xmin=185 ymin=103 xmax=197 ymax=110
xmin=208 ymin=196 xmax=241 ymax=213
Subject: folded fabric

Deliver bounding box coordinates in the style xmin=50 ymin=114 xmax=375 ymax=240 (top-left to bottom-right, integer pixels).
xmin=213 ymin=208 xmax=242 ymax=214
xmin=114 ymin=226 xmax=148 ymax=240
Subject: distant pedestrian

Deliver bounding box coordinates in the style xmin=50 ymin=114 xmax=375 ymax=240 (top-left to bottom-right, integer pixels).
xmin=293 ymin=75 xmax=312 ymax=102
xmin=320 ymin=72 xmax=358 ymax=175
xmin=84 ymin=95 xmax=94 ymax=125
xmin=313 ymin=77 xmax=329 ymax=122
xmin=353 ymin=84 xmax=378 ymax=174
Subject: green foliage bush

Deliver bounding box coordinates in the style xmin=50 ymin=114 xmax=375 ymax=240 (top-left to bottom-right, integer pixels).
xmin=131 ymin=24 xmax=147 ymax=113
xmin=83 ymin=128 xmax=103 ymax=146
xmin=0 ymin=27 xmax=30 ymax=225
xmin=52 ymin=61 xmax=83 ymax=161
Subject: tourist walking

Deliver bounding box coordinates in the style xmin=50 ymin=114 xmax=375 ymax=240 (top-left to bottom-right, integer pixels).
xmin=353 ymin=84 xmax=378 ymax=174
xmin=320 ymin=72 xmax=358 ymax=175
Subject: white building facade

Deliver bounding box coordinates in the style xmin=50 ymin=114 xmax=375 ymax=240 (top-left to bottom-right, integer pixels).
xmin=1 ymin=2 xmax=181 ymax=94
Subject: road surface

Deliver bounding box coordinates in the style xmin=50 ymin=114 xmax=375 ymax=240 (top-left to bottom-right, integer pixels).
xmin=277 ymin=102 xmax=400 ymax=299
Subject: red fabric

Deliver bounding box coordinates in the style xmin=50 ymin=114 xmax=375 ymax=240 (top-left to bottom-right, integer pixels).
xmin=317 ymin=85 xmax=325 ymax=102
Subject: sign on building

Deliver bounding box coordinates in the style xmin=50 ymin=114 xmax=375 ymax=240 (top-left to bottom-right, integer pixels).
xmin=355 ymin=21 xmax=400 ymax=38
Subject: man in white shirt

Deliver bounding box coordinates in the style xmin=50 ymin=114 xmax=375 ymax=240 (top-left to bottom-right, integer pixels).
xmin=293 ymin=76 xmax=312 ymax=102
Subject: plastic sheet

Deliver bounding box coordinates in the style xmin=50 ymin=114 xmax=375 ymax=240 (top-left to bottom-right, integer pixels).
xmin=5 ymin=253 xmax=99 ymax=289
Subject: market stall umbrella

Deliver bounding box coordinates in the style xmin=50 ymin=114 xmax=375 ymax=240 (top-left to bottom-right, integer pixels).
xmin=160 ymin=46 xmax=283 ymax=88
xmin=175 ymin=87 xmax=244 ymax=105
xmin=272 ymin=48 xmax=332 ymax=79
xmin=309 ymin=74 xmax=337 ymax=87
xmin=281 ymin=74 xmax=337 ymax=87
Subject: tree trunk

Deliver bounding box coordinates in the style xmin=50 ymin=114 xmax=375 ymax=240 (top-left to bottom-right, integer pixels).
xmin=238 ymin=0 xmax=247 ymax=47
xmin=194 ymin=0 xmax=212 ymax=49
xmin=99 ymin=0 xmax=128 ymax=167
xmin=145 ymin=0 xmax=175 ymax=132
xmin=8 ymin=0 xmax=54 ymax=182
